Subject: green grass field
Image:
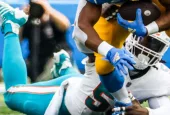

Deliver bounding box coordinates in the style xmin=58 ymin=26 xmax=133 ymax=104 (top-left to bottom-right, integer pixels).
xmin=0 ymin=94 xmax=25 ymax=115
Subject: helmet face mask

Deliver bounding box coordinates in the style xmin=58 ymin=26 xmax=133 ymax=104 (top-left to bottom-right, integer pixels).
xmin=125 ymin=32 xmax=170 ymax=70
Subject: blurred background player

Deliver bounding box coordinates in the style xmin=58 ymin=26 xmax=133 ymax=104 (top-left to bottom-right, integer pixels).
xmin=21 ymin=0 xmax=70 ymax=82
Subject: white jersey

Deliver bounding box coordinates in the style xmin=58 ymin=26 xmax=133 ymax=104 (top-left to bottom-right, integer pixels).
xmin=45 ymin=62 xmax=170 ymax=115
xmin=45 ymin=63 xmax=114 ymax=115
xmin=126 ymin=62 xmax=170 ymax=101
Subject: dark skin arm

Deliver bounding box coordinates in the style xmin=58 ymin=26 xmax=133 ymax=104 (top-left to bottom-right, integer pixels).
xmin=112 ymin=99 xmax=149 ymax=115
xmin=156 ymin=0 xmax=170 ymax=31
xmin=124 ymin=100 xmax=149 ymax=115
xmin=78 ymin=1 xmax=103 ymax=52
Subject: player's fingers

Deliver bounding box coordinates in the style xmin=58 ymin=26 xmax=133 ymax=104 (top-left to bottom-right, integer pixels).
xmin=124 ymin=110 xmax=136 ymax=115
xmin=117 ymin=13 xmax=129 ymax=28
xmin=112 ymin=107 xmax=126 ymax=112
xmin=121 ymin=55 xmax=136 ymax=65
xmin=120 ymin=60 xmax=134 ymax=71
xmin=136 ymin=8 xmax=143 ymax=23
xmin=22 ymin=5 xmax=30 ymax=15
xmin=31 ymin=0 xmax=43 ymax=5
xmin=125 ymin=106 xmax=134 ymax=111
xmin=124 ymin=49 xmax=134 ymax=58
xmin=117 ymin=63 xmax=128 ymax=75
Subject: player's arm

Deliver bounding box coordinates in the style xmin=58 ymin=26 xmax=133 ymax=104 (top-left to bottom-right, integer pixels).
xmin=112 ymin=96 xmax=170 ymax=115
xmin=117 ymin=0 xmax=170 ymax=36
xmin=156 ymin=0 xmax=170 ymax=31
xmin=74 ymin=0 xmax=135 ymax=75
xmin=142 ymin=0 xmax=170 ymax=35
xmin=31 ymin=0 xmax=70 ymax=31
xmin=77 ymin=1 xmax=105 ymax=53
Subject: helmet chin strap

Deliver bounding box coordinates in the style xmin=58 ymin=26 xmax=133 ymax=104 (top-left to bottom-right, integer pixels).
xmin=133 ymin=54 xmax=150 ymax=70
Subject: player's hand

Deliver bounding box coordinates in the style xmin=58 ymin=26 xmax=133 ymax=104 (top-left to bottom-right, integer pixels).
xmin=31 ymin=0 xmax=52 ymax=13
xmin=112 ymin=99 xmax=149 ymax=115
xmin=117 ymin=9 xmax=147 ymax=37
xmin=106 ymin=48 xmax=136 ymax=76
xmin=102 ymin=4 xmax=119 ymax=21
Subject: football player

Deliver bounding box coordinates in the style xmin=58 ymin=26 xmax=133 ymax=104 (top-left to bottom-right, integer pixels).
xmin=1 ymin=2 xmax=170 ymax=115
xmin=72 ymin=0 xmax=135 ymax=108
xmin=112 ymin=31 xmax=170 ymax=115
xmin=0 ymin=2 xmax=119 ymax=115
xmin=72 ymin=0 xmax=170 ymax=109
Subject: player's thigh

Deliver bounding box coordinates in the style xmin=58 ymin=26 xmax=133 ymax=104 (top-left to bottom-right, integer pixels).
xmin=94 ymin=17 xmax=129 ymax=48
xmin=4 ymin=74 xmax=81 ymax=115
xmin=94 ymin=17 xmax=129 ymax=75
xmin=94 ymin=17 xmax=115 ymax=75
xmin=4 ymin=85 xmax=56 ymax=115
xmin=95 ymin=53 xmax=114 ymax=75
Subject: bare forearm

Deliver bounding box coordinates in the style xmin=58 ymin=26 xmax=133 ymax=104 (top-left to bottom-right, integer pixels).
xmin=156 ymin=11 xmax=170 ymax=31
xmin=156 ymin=0 xmax=170 ymax=31
xmin=47 ymin=7 xmax=70 ymax=31
xmin=79 ymin=23 xmax=103 ymax=52
xmin=78 ymin=2 xmax=105 ymax=53
xmin=31 ymin=0 xmax=70 ymax=31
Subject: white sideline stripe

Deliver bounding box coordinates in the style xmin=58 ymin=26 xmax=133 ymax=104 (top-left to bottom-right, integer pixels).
xmin=1 ymin=10 xmax=10 ymax=17
xmin=8 ymin=86 xmax=59 ymax=94
xmin=0 ymin=8 xmax=8 ymax=15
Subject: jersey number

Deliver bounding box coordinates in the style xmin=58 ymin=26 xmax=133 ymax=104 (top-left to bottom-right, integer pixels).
xmin=85 ymin=83 xmax=114 ymax=112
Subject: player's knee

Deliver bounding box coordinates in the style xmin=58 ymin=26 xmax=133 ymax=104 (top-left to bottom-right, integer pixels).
xmin=4 ymin=93 xmax=43 ymax=115
xmin=95 ymin=56 xmax=114 ymax=75
xmin=3 ymin=93 xmax=15 ymax=111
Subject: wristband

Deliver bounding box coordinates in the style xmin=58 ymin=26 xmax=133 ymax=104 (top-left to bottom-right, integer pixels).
xmin=146 ymin=21 xmax=159 ymax=35
xmin=98 ymin=41 xmax=113 ymax=56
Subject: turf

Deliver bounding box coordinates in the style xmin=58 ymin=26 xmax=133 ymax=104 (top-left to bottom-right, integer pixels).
xmin=0 ymin=94 xmax=25 ymax=115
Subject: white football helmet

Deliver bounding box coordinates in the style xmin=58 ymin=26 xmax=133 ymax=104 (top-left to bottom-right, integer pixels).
xmin=125 ymin=31 xmax=170 ymax=70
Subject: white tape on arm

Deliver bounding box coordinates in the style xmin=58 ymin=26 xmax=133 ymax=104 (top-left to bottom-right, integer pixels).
xmin=146 ymin=21 xmax=159 ymax=35
xmin=98 ymin=41 xmax=113 ymax=56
